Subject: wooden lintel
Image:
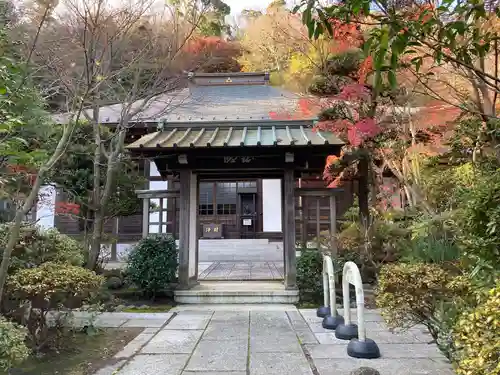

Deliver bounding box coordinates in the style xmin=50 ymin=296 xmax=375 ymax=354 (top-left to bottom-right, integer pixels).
xmin=295 ymin=187 xmax=344 ymax=197
xmin=135 ymin=189 xmax=180 ymax=199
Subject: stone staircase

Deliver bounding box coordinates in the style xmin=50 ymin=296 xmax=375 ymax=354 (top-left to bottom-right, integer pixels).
xmin=176 ymin=239 xmax=297 ymax=304
xmin=174 ymin=281 xmax=299 ymax=304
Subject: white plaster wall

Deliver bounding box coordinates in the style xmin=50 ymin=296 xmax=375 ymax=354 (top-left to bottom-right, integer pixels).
xmin=147 ymin=161 xmax=169 ymax=235
xmin=262 ymin=179 xmax=282 ymax=232
xmin=36 ymin=185 xmax=56 ymax=229
xmin=150 ymin=160 xmax=161 ymax=177
xmin=188 ymin=173 xmax=197 ymax=277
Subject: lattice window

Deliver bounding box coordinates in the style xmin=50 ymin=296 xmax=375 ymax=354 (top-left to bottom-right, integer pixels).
xmin=199 ymin=182 xmax=214 ymax=216
xmin=216 ymin=182 xmax=237 ymax=215
xmin=148 ymin=198 xmax=168 ymax=234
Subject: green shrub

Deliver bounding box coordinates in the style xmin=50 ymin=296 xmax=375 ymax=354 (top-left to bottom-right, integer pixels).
xmin=456 ymin=169 xmax=500 ymax=283
xmin=336 ymin=216 xmax=408 ymax=282
xmin=6 ymin=263 xmax=104 ymax=349
xmin=376 ymin=263 xmax=471 ymax=359
xmin=0 ymin=224 xmax=84 ymax=272
xmin=454 ymin=285 xmax=500 ymax=375
xmin=0 ymin=317 xmax=30 ymax=372
xmin=400 ymin=235 xmax=461 ymax=265
xmin=106 ymin=276 xmax=123 ymax=290
xmin=297 ymin=249 xmax=323 ymax=305
xmin=125 ymin=235 xmax=178 ymax=297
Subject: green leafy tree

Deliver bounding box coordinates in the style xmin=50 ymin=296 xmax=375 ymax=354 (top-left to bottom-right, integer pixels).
xmin=169 ymin=0 xmax=231 ymax=37
xmin=0 ymin=0 xmax=90 ymax=305
xmin=50 ymin=122 xmax=145 ymax=240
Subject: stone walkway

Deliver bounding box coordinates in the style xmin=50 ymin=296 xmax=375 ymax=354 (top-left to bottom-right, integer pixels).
xmin=90 ymin=306 xmax=454 ymax=375
xmin=198 ymin=261 xmax=284 ymax=280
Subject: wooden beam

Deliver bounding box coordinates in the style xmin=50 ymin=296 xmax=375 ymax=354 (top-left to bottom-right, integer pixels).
xmin=295 ymin=188 xmax=345 ymax=197
xmin=283 ymin=168 xmax=297 ymax=289
xmin=178 ymin=170 xmax=191 ymax=288
xmin=142 ymin=198 xmax=149 ymax=238
xmin=136 ymin=190 xmax=180 ymax=199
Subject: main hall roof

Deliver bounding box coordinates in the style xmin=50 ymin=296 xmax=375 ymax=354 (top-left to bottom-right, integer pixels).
xmin=53 ymin=72 xmax=313 ymax=125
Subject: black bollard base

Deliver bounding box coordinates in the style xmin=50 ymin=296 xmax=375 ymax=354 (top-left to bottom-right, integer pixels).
xmin=316 ymin=306 xmax=331 ymax=318
xmin=335 ymin=323 xmax=358 ymax=340
xmin=347 ymin=338 xmax=381 ymax=359
xmin=322 ymin=313 xmax=345 ymax=330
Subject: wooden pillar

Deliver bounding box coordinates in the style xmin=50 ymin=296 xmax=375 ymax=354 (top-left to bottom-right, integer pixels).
xmin=316 ymin=198 xmax=321 ymax=249
xmin=329 ymin=195 xmax=337 ymax=257
xmin=283 ymin=169 xmax=297 ymax=289
xmin=188 ymin=172 xmax=199 ymax=284
xmin=141 ymin=159 xmax=151 ymax=238
xmin=178 ymin=170 xmax=191 ymax=288
xmin=142 ymin=198 xmax=149 ymax=238
xmin=281 ymin=177 xmax=286 ymax=277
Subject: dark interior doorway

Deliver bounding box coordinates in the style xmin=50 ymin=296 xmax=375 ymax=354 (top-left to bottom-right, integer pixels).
xmin=239 ymin=192 xmax=257 ymax=238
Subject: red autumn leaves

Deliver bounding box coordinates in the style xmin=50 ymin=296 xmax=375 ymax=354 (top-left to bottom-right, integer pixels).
xmin=54 ymin=202 xmax=80 ymax=215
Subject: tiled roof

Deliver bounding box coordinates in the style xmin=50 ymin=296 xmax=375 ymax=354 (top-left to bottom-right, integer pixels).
xmin=53 ymin=82 xmax=309 ymax=125
xmin=127 ymin=123 xmax=343 ymax=149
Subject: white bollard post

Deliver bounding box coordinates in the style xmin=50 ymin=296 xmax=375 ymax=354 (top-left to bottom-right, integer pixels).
xmin=335 ymin=261 xmax=380 ymax=359
xmin=321 ymin=256 xmax=344 ymax=329
xmin=317 ymin=255 xmax=332 ymax=318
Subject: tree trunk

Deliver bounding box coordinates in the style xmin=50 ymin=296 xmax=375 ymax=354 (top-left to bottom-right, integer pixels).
xmin=86 ymin=127 xmax=127 ymax=270
xmin=358 ymin=155 xmax=370 ymax=226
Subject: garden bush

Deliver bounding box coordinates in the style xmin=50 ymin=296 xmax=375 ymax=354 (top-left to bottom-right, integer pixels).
xmin=125 ymin=234 xmax=178 ymax=298
xmin=6 ymin=262 xmax=104 ymax=349
xmin=336 ymin=214 xmax=408 ymax=282
xmin=455 ymin=169 xmax=500 ymax=283
xmin=376 ymin=263 xmax=471 ymax=358
xmin=454 ymin=285 xmax=500 ymax=375
xmin=400 ymin=235 xmax=461 ymax=266
xmin=0 ymin=316 xmax=30 ymax=372
xmin=297 ymin=249 xmax=323 ymax=305
xmin=0 ymin=224 xmax=84 ymax=272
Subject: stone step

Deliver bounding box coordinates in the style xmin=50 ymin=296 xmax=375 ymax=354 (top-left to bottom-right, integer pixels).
xmin=174 ymin=281 xmax=298 ymax=304
xmin=198 ymin=239 xmax=274 ymax=246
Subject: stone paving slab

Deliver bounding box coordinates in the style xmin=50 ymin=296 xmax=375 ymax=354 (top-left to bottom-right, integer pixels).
xmin=141 ymin=330 xmax=204 ymax=354
xmin=203 ymin=321 xmax=249 ymax=340
xmin=121 ymin=318 xmax=168 ymax=328
xmin=114 ymin=332 xmax=155 ymax=359
xmin=183 ymin=372 xmax=246 ymax=375
xmin=314 ymin=358 xmax=456 ymax=375
xmin=249 ymin=352 xmax=313 ymax=375
xmin=118 ymin=354 xmax=190 ymax=375
xmin=164 ymin=314 xmax=211 ymax=330
xmin=90 ymin=307 xmax=453 ymax=375
xmin=211 ymin=311 xmax=249 ymax=321
xmin=295 ymin=329 xmax=319 ymax=344
xmin=185 ymin=340 xmax=248 ymax=372
xmin=314 ymin=329 xmax=428 ymax=345
xmin=306 ymin=343 xmax=444 ymax=360
xmin=250 ymin=333 xmax=302 ymax=353
xmin=93 ymin=360 xmax=127 ymax=375
xmin=198 ymin=261 xmax=284 ymax=280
